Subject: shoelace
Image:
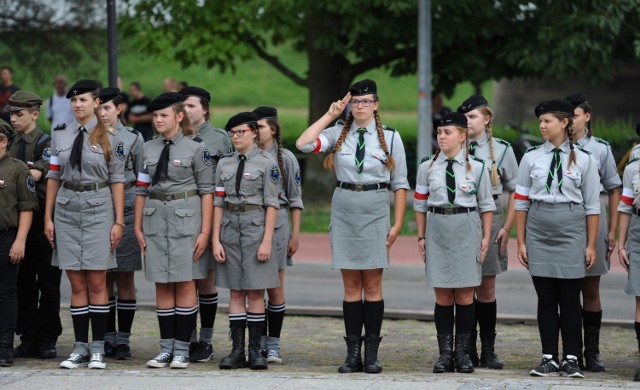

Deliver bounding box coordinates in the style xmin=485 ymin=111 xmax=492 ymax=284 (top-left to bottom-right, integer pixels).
xmin=90 ymin=353 xmax=102 ymax=360
xmin=67 ymin=353 xmax=84 ymax=361
xmin=155 ymin=352 xmax=172 ymax=361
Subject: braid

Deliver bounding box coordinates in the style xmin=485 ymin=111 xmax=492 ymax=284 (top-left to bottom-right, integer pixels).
xmin=268 ymin=117 xmax=287 ymax=186
xmin=428 ymin=149 xmax=441 ymax=168
xmin=373 ymin=110 xmax=395 ymax=171
xmin=480 ymin=106 xmax=500 ymax=186
xmin=580 ymin=102 xmax=593 ymax=136
xmin=565 ymin=116 xmax=576 ymax=168
xmin=464 ymin=130 xmax=471 ymax=171
xmin=323 ymin=114 xmax=353 ymax=171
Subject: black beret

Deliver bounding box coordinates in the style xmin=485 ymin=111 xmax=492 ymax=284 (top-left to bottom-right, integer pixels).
xmin=252 ymin=106 xmax=278 ymax=120
xmin=7 ymin=91 xmax=43 ymax=111
xmin=534 ymin=99 xmax=574 ymax=117
xmin=179 ymin=86 xmax=210 ymax=103
xmin=147 ymin=92 xmax=185 ymax=112
xmin=437 ymin=112 xmax=468 ymax=128
xmin=457 ymin=95 xmax=488 ymax=114
xmin=565 ymin=93 xmax=588 ymax=109
xmin=0 ymin=118 xmax=12 ymax=139
xmin=98 ymin=87 xmax=120 ymax=105
xmin=349 ymin=79 xmax=377 ymax=96
xmin=66 ymin=79 xmax=100 ymax=98
xmin=225 ymin=112 xmax=258 ymax=131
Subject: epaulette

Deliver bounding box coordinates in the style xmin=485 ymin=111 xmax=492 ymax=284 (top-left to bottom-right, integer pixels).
xmin=626 ymin=157 xmax=640 ymax=166
xmin=470 ymin=155 xmax=485 ymax=163
xmin=382 ymin=125 xmax=396 ymax=132
xmin=191 ymin=136 xmax=203 ymax=143
xmin=220 ymin=152 xmax=234 ymax=159
xmin=54 ymin=123 xmax=66 ymax=131
xmin=494 ymin=137 xmax=511 ymax=147
xmin=106 ymin=126 xmax=117 ymax=135
xmin=525 ymin=145 xmax=541 ymax=153
xmin=419 ymin=155 xmax=433 ymax=164
xmin=126 ymin=126 xmax=139 ymax=135
xmin=594 ymin=136 xmax=610 ymax=147
xmin=576 ymin=145 xmax=591 ymax=155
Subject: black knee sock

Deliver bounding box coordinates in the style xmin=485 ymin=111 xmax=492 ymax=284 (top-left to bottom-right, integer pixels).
xmin=117 ymin=299 xmax=137 ymax=334
xmin=267 ymin=302 xmax=286 ymax=338
xmin=157 ymin=307 xmax=176 ymax=339
xmin=198 ymin=293 xmax=218 ymax=328
xmin=582 ymin=309 xmax=602 ymax=329
xmin=70 ymin=305 xmax=90 ymax=343
xmin=455 ymin=303 xmax=475 ymax=335
xmin=635 ymin=322 xmax=640 ymax=353
xmin=247 ymin=311 xmax=266 ymax=330
xmin=175 ymin=306 xmax=198 ymax=343
xmin=342 ymin=300 xmax=363 ymax=336
xmin=363 ymin=300 xmax=384 ymax=336
xmin=89 ymin=304 xmax=110 ymax=341
xmin=229 ymin=312 xmax=247 ymax=328
xmin=476 ymin=300 xmax=497 ymax=334
xmin=106 ymin=296 xmax=116 ymax=334
xmin=262 ymin=300 xmax=268 ymax=336
xmin=434 ymin=304 xmax=454 ymax=335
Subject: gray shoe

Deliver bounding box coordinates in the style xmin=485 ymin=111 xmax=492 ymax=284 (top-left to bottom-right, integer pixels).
xmin=170 ymin=355 xmax=189 ymax=369
xmin=60 ymin=353 xmax=89 ymax=369
xmin=88 ymin=352 xmax=106 ymax=369
xmin=266 ymin=348 xmax=282 ymax=364
xmin=147 ymin=352 xmax=172 ymax=368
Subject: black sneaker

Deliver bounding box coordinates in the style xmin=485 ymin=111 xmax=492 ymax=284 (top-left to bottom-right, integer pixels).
xmin=190 ymin=341 xmax=213 ymax=362
xmin=115 ymin=344 xmax=132 ymax=360
xmin=60 ymin=353 xmax=90 ymax=369
xmin=529 ymin=355 xmax=559 ymax=377
xmin=104 ymin=341 xmax=116 ymax=358
xmin=38 ymin=341 xmax=57 ymax=359
xmin=147 ymin=352 xmax=172 ymax=368
xmin=13 ymin=341 xmax=38 ymax=358
xmin=561 ymin=356 xmax=585 ymax=378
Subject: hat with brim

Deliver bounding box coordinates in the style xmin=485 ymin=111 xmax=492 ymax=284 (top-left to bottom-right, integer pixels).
xmin=7 ymin=91 xmax=44 ymax=111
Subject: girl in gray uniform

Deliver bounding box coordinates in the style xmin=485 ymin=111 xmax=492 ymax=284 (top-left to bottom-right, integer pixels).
xmin=565 ymin=93 xmax=621 ymax=372
xmin=296 ymin=79 xmax=410 ymax=374
xmin=457 ymin=95 xmax=518 ymax=369
xmin=180 ymin=86 xmax=231 ymax=362
xmin=515 ymin=99 xmax=600 ymax=379
xmin=414 ymin=112 xmax=495 ymax=374
xmin=254 ymin=106 xmax=303 ymax=364
xmin=616 ymin=152 xmax=640 ymax=382
xmin=134 ymin=93 xmax=213 ymax=369
xmin=44 ymin=79 xmax=126 ymax=370
xmin=212 ymin=112 xmax=281 ymax=370
xmin=98 ymin=88 xmax=144 ymax=360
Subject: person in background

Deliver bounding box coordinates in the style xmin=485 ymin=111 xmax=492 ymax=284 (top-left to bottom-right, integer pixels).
xmin=162 ymin=78 xmax=177 ymax=93
xmin=46 ymin=75 xmax=74 ymax=131
xmin=0 ymin=67 xmax=20 ymax=123
xmin=177 ymin=81 xmax=188 ymax=91
xmin=126 ymin=82 xmax=154 ymax=141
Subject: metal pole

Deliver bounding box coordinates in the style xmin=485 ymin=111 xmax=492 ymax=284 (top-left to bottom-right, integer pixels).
xmin=107 ymin=0 xmax=118 ymax=87
xmin=417 ymin=0 xmax=432 ymax=166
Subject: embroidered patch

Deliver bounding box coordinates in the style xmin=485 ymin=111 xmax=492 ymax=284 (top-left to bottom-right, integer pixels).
xmin=202 ymin=147 xmax=212 ymax=166
xmin=294 ymin=168 xmax=301 ymax=187
xmin=41 ymin=147 xmax=51 ymax=162
xmin=26 ymin=176 xmax=35 ymax=192
xmin=115 ymin=142 xmax=125 ymax=161
xmin=89 ymin=144 xmax=99 ymax=152
xmin=270 ymin=165 xmax=280 ymax=184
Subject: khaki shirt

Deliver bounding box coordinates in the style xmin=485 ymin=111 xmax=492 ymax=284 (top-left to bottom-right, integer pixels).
xmin=213 ymin=145 xmax=280 ymax=208
xmin=0 ymin=154 xmax=37 ymax=230
xmin=264 ymin=143 xmax=304 ymax=209
xmin=197 ymin=121 xmax=232 ymax=176
xmin=514 ymin=140 xmax=600 ymax=215
xmin=414 ymin=148 xmax=495 ymax=213
xmin=114 ymin=121 xmax=144 ymax=184
xmin=469 ymin=133 xmax=518 ymax=194
xmin=574 ymin=134 xmax=621 ymax=192
xmin=618 ymin=157 xmax=640 ymax=214
xmin=8 ymin=127 xmax=50 ymax=203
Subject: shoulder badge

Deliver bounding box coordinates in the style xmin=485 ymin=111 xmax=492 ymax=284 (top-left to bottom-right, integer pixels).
xmin=41 ymin=147 xmax=51 ymax=162
xmin=106 ymin=126 xmax=116 ymax=135
xmin=626 ymin=157 xmax=640 ymax=166
xmin=382 ymin=125 xmax=397 ymax=132
xmin=525 ymin=145 xmax=541 ymax=153
xmin=576 ymin=145 xmax=591 ymax=155
xmin=419 ymin=155 xmax=434 ymax=164
xmin=494 ymin=137 xmax=511 ymax=147
xmin=294 ymin=168 xmax=302 ymax=187
xmin=26 ymin=175 xmax=35 ymax=193
xmin=115 ymin=142 xmax=125 ymax=160
xmin=594 ymin=136 xmax=610 ymax=147
xmin=470 ymin=155 xmax=485 ymax=163
xmin=270 ymin=164 xmax=280 ymax=184
xmin=53 ymin=123 xmax=66 ymax=131
xmin=202 ymin=147 xmax=212 ymax=166
xmin=220 ymin=151 xmax=234 ymax=160
xmin=126 ymin=126 xmax=139 ymax=135
xmin=191 ymin=136 xmax=203 ymax=143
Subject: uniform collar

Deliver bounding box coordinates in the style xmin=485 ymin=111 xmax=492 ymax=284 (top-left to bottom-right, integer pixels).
xmin=574 ymin=133 xmax=590 ymax=147
xmin=349 ymin=119 xmax=375 ymax=135
xmin=265 ymin=142 xmax=278 ymax=155
xmin=0 ymin=153 xmax=10 ymax=164
xmin=164 ymin=130 xmax=185 ymax=144
xmin=75 ymin=116 xmax=98 ymax=134
xmin=241 ymin=144 xmax=260 ymax=160
xmin=436 ymin=147 xmax=466 ymax=165
xmin=542 ymin=139 xmax=570 ymax=153
xmin=197 ymin=121 xmax=213 ymax=135
xmin=471 ymin=132 xmax=489 ymax=146
xmin=14 ymin=127 xmax=41 ymax=143
xmin=109 ymin=121 xmax=124 ymax=134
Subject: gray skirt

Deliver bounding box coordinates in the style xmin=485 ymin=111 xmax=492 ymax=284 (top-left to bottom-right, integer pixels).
xmin=526 ymin=202 xmax=586 ymax=279
xmin=143 ymin=196 xmax=208 ymax=283
xmin=625 ymin=213 xmax=640 ymax=296
xmin=426 ymin=210 xmax=482 ymax=288
xmin=330 ymin=188 xmax=390 ymax=270
xmin=483 ymin=195 xmax=508 ymax=276
xmin=274 ymin=207 xmax=291 ymax=270
xmin=52 ymin=186 xmax=116 ymax=271
xmin=216 ymin=208 xmax=280 ymax=290
xmin=113 ymin=186 xmax=142 ymax=272
xmin=586 ymin=198 xmax=610 ymax=276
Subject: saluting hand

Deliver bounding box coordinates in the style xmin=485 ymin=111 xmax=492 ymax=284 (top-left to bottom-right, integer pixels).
xmin=193 ymin=233 xmax=208 ymax=261
xmin=44 ymin=219 xmax=55 ymax=249
xmin=517 ymin=243 xmax=528 ymax=269
xmin=212 ymin=240 xmax=225 ymax=263
xmin=619 ymin=247 xmax=630 ymax=272
xmin=326 ymin=92 xmax=351 ymax=120
xmin=135 ymin=228 xmax=146 ymax=256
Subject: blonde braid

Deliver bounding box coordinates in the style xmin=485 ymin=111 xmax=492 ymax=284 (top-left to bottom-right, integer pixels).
xmin=373 ymin=110 xmax=395 ymax=171
xmin=479 ymin=106 xmax=500 ymax=186
xmin=271 ymin=119 xmax=287 ymax=186
xmin=323 ymin=114 xmax=354 ymax=171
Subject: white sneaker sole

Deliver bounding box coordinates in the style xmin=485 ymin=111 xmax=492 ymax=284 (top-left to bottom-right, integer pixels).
xmin=170 ymin=362 xmax=189 ymax=369
xmin=529 ymin=369 xmax=556 ymax=377
xmin=146 ymin=361 xmax=170 ymax=368
xmin=60 ymin=361 xmax=88 ymax=369
xmin=266 ymin=356 xmax=283 ymax=364
xmin=566 ymin=372 xmax=585 ymax=379
xmin=88 ymin=362 xmax=106 ymax=369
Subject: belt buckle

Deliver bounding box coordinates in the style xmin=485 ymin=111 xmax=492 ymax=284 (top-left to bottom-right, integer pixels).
xmin=233 ymin=204 xmax=241 ymax=212
xmin=354 ymin=184 xmax=363 ymax=192
xmin=164 ymin=194 xmax=173 ymax=201
xmin=444 ymin=208 xmax=453 ymax=216
xmin=78 ymin=185 xmax=85 ymax=192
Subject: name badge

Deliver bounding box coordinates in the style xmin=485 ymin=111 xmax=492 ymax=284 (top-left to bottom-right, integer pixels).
xmin=173 ymin=160 xmax=181 ymax=165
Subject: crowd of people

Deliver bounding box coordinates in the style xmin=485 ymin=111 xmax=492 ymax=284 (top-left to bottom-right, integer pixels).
xmin=0 ymin=69 xmax=638 ymax=382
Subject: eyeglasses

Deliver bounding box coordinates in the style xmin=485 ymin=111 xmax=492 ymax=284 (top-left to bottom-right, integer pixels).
xmin=227 ymin=129 xmax=249 ymax=138
xmin=349 ymin=99 xmax=377 ymax=108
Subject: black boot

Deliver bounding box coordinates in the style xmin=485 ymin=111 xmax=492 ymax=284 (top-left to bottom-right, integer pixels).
xmin=433 ymin=334 xmax=454 ymax=373
xmin=469 ymin=329 xmax=479 ymax=367
xmin=454 ymin=334 xmax=474 ymax=373
xmin=584 ymin=326 xmax=605 ymax=372
xmin=0 ymin=329 xmax=15 ymax=367
xmin=338 ymin=335 xmax=363 ymax=373
xmin=480 ymin=331 xmax=503 ymax=369
xmin=219 ymin=325 xmax=246 ymax=369
xmin=363 ymin=334 xmax=382 ymax=374
xmin=247 ymin=325 xmax=267 ymax=370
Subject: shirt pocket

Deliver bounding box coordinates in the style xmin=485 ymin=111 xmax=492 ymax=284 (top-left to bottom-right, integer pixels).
xmin=458 ymin=180 xmax=477 ymax=195
xmin=170 ymin=208 xmax=198 ymax=237
xmin=56 ymin=144 xmax=72 ymax=164
xmin=369 ymin=149 xmax=387 ymax=165
xmin=240 ymin=169 xmax=262 ymax=197
xmin=563 ymin=170 xmax=581 ymax=187
xmin=168 ymin=156 xmax=194 ymax=181
xmin=143 ymin=207 xmax=158 ymax=235
xmin=144 ymin=159 xmax=158 ymax=180
xmin=85 ymin=195 xmax=110 ymax=220
xmin=0 ymin=180 xmax=17 ymax=200
xmin=54 ymin=195 xmax=71 ymax=222
xmin=88 ymin=144 xmax=106 ymax=165
xmin=220 ymin=170 xmax=235 ymax=196
xmin=335 ymin=147 xmax=354 ymax=167
xmin=530 ymin=166 xmax=547 ymax=193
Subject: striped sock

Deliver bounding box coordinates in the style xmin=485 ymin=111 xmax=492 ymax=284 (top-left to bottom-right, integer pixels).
xmin=106 ymin=296 xmax=117 ymax=334
xmin=117 ymin=299 xmax=137 ymax=334
xmin=157 ymin=307 xmax=176 ymax=340
xmin=71 ymin=305 xmax=90 ymax=343
xmin=229 ymin=312 xmax=247 ymax=328
xmin=89 ymin=303 xmax=110 ymax=341
xmin=267 ymin=302 xmax=286 ymax=338
xmin=175 ymin=306 xmax=198 ymax=343
xmin=247 ymin=312 xmax=266 ymax=329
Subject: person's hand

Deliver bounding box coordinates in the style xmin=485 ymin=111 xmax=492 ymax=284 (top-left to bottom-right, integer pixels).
xmin=517 ymin=243 xmax=528 ymax=269
xmin=619 ymin=247 xmax=630 ymax=272
xmin=135 ymin=228 xmax=146 ymax=256
xmin=386 ymin=225 xmax=401 ymax=250
xmin=287 ymin=234 xmax=299 ymax=257
xmin=110 ymin=224 xmax=123 ymax=252
xmin=607 ymin=231 xmax=616 ymax=258
xmin=479 ymin=237 xmax=490 ymax=263
xmin=29 ymin=169 xmax=43 ymax=182
xmin=45 ymin=219 xmax=55 ymax=248
xmin=212 ymin=240 xmax=226 ymax=263
xmin=418 ymin=238 xmax=426 ymax=263
xmin=585 ymin=246 xmax=597 ymax=271
xmin=257 ymin=240 xmax=271 ymax=262
xmin=326 ymin=92 xmax=351 ymax=120
xmin=495 ymin=227 xmax=510 ymax=256
xmin=193 ymin=232 xmax=209 ymax=261
xmin=9 ymin=239 xmax=25 ymax=264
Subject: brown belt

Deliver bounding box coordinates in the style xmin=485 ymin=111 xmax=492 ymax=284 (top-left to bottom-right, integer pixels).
xmin=62 ymin=181 xmax=108 ymax=192
xmin=428 ymin=206 xmax=476 ymax=215
xmin=149 ymin=189 xmax=199 ymax=201
xmin=224 ymin=203 xmax=262 ymax=212
xmin=124 ymin=181 xmax=135 ymax=190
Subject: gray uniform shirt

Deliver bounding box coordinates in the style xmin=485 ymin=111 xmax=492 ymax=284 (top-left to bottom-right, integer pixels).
xmin=470 ymin=133 xmax=518 ymax=194
xmin=47 ymin=115 xmax=125 ymax=184
xmin=114 ymin=121 xmax=144 ymax=184
xmin=213 ymin=145 xmax=280 ymax=208
xmin=414 ymin=148 xmax=495 ymax=213
xmin=514 ymin=140 xmax=600 ymax=215
xmin=632 ymin=144 xmax=640 ymax=160
xmin=135 ymin=131 xmax=214 ymax=196
xmin=618 ymin=157 xmax=640 ymax=214
xmin=298 ymin=119 xmax=410 ymax=192
xmin=197 ymin=121 xmax=232 ymax=175
xmin=264 ymin=143 xmax=304 ymax=209
xmin=574 ymin=134 xmax=621 ymax=192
